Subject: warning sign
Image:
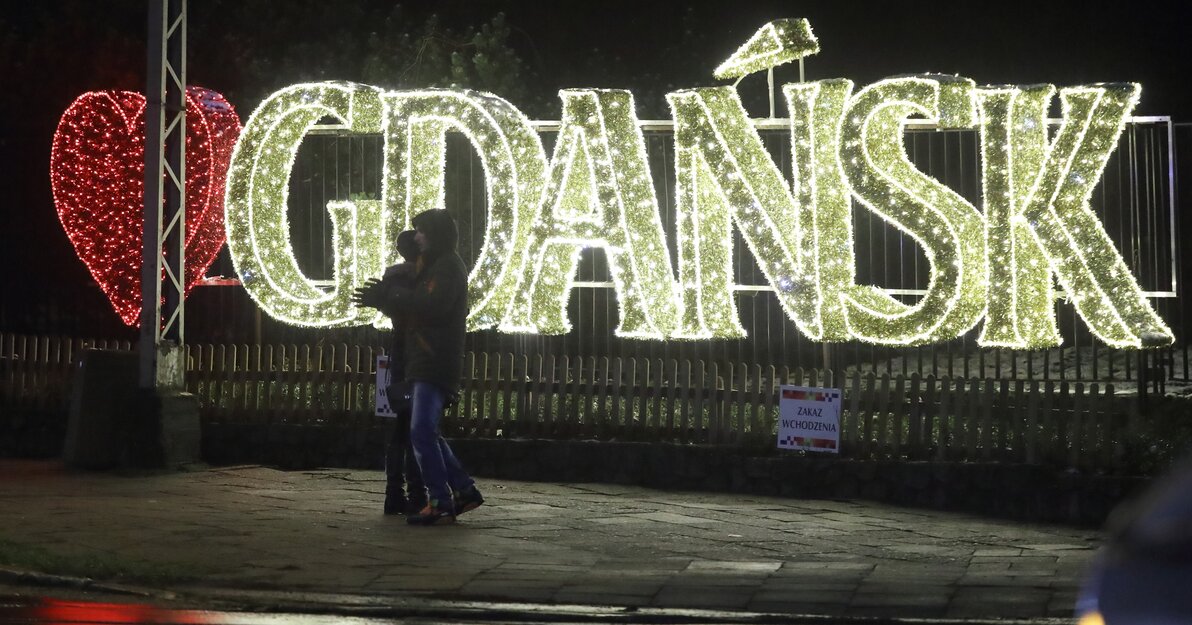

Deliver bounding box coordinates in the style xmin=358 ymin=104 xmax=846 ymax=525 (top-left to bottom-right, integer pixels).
xmin=376 ymin=355 xmax=396 ymax=418
xmin=777 ymin=385 xmax=841 ymax=453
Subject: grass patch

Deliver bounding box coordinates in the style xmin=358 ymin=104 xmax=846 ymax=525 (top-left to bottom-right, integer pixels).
xmin=0 ymin=538 xmax=207 ymax=584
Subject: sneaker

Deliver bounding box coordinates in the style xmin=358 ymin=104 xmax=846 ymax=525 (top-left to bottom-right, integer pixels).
xmin=407 ymin=501 xmax=455 ymax=526
xmin=383 ymin=494 xmax=407 ymax=516
xmin=405 ymin=497 xmax=427 ymax=516
xmin=454 ymin=486 xmax=485 ymax=516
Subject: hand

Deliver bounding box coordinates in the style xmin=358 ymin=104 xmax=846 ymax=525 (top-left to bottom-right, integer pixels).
xmin=351 ymin=278 xmax=384 ymax=308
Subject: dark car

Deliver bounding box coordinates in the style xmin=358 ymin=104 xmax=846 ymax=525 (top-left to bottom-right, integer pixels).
xmin=1076 ymin=456 xmax=1192 ymax=625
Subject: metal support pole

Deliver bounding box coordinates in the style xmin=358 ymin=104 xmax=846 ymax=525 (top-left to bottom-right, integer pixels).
xmin=140 ymin=0 xmax=187 ymax=389
xmin=767 ymin=67 xmax=775 ymax=119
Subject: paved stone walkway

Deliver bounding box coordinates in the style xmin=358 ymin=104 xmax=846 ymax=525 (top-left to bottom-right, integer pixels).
xmin=0 ymin=460 xmax=1101 ymax=620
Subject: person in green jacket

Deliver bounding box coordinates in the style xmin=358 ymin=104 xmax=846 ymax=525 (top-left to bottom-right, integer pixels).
xmin=369 ymin=208 xmax=483 ymax=525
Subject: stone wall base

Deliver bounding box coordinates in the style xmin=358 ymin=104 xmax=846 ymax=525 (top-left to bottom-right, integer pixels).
xmin=201 ymin=423 xmax=1146 ymax=526
xmin=61 ymin=349 xmax=201 ymax=470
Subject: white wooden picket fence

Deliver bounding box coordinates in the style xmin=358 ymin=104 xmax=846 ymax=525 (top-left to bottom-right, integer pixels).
xmin=1 ymin=333 xmax=1139 ymax=468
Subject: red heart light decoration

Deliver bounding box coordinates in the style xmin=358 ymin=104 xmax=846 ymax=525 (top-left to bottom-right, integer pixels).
xmin=50 ymin=87 xmax=241 ymax=326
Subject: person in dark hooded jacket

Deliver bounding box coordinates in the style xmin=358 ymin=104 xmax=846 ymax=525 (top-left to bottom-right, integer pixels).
xmin=378 ymin=208 xmax=483 ymax=525
xmin=356 ymin=229 xmax=425 ymax=516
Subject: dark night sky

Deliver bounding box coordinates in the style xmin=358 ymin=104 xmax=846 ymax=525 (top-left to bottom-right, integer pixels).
xmin=3 ymin=0 xmax=1191 ymax=337
xmin=474 ymin=0 xmax=1192 ymax=117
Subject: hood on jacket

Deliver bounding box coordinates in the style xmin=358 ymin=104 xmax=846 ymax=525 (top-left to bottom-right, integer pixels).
xmin=411 ymin=209 xmax=459 ymax=255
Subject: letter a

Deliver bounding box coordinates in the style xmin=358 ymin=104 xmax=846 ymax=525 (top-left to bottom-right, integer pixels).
xmin=502 ymin=90 xmax=680 ymax=337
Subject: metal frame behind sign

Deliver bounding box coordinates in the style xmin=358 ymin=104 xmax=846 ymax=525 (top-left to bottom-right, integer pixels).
xmin=140 ymin=0 xmax=187 ymax=389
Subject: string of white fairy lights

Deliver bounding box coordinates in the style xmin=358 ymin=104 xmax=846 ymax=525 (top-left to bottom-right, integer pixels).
xmin=501 ymin=89 xmax=679 ymax=338
xmin=222 ymin=21 xmax=1172 ymax=348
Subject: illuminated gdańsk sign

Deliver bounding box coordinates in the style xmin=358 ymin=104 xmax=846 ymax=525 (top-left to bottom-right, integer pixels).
xmin=224 ymin=19 xmax=1173 ymax=349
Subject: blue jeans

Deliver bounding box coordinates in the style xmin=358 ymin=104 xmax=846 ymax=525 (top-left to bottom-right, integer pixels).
xmin=409 ymin=381 xmax=474 ymax=509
